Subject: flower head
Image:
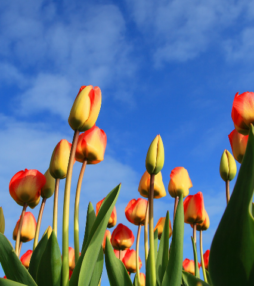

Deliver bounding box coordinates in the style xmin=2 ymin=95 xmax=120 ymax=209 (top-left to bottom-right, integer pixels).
xmin=154 ymin=217 xmax=172 ymax=240
xmin=145 ymin=135 xmax=164 ymax=174
xmin=122 ymin=249 xmax=142 ymax=273
xmin=96 ymin=198 xmax=117 ymax=228
xmin=125 ymin=198 xmax=148 ymax=225
xmin=228 ymin=129 xmax=248 ymax=163
xmin=203 ymin=250 xmax=210 ymax=270
xmin=183 ymin=192 xmax=205 ymax=225
xmin=182 ymin=258 xmax=201 ymax=275
xmin=13 ymin=212 xmax=37 ymax=242
xmin=20 ymin=250 xmax=33 ymax=268
xmin=168 ymin=167 xmax=192 ymax=198
xmin=111 ymin=223 xmax=134 ymax=250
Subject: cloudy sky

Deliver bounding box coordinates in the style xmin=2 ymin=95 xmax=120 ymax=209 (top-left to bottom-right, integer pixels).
xmin=1 ymin=0 xmax=254 ymax=284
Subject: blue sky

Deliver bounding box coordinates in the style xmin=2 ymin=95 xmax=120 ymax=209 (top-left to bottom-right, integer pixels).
xmin=0 ymin=0 xmax=254 ymax=284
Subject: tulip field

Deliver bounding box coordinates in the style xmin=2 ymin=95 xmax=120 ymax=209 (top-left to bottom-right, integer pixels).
xmin=0 ymin=87 xmax=254 ymax=286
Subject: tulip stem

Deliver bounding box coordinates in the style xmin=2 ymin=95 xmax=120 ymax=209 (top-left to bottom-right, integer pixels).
xmin=149 ymin=174 xmax=156 ymax=286
xmin=18 ymin=242 xmax=22 ymax=257
xmin=193 ymin=224 xmax=196 ymax=245
xmin=33 ymin=197 xmax=46 ymax=250
xmin=119 ymin=250 xmax=121 ymax=260
xmin=200 ymin=231 xmax=207 ymax=282
xmin=62 ymin=130 xmax=80 ymax=286
xmin=136 ymin=224 xmax=141 ymax=286
xmin=74 ymin=160 xmax=87 ymax=265
xmin=15 ymin=203 xmax=27 ymax=256
xmin=144 ymin=200 xmax=149 ymax=267
xmin=226 ymin=180 xmax=230 ymax=204
xmin=53 ymin=178 xmax=60 ymax=238
xmin=173 ymin=196 xmax=179 ymax=222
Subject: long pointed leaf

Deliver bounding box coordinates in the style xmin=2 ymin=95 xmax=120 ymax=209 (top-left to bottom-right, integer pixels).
xmin=205 ymin=270 xmax=213 ymax=286
xmin=81 ymin=202 xmax=96 ymax=252
xmin=191 ymin=237 xmax=200 ymax=278
xmin=89 ymin=247 xmax=104 ymax=286
xmin=0 ymin=279 xmax=27 ymax=286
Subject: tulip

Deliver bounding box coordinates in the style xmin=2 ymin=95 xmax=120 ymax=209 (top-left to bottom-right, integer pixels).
xmin=125 ymin=198 xmax=148 ymax=225
xmin=183 ymin=192 xmax=205 ymax=225
xmin=138 ymin=171 xmax=166 ymax=199
xmin=228 ymin=129 xmax=248 ymax=163
xmin=203 ymin=250 xmax=210 ymax=270
xmin=139 ymin=273 xmax=146 ymax=286
xmin=9 ymin=169 xmax=46 ymax=208
xmin=13 ymin=212 xmax=36 ymax=242
xmin=219 ymin=150 xmax=237 ymax=182
xmin=231 ymin=91 xmax=254 ymax=135
xmin=122 ymin=249 xmax=142 ymax=273
xmin=75 ymin=125 xmax=107 ymax=164
xmin=182 ymin=258 xmax=201 ymax=275
xmin=69 ymin=247 xmax=75 ymax=271
xmin=68 ymin=85 xmax=102 ymax=132
xmin=20 ymin=250 xmax=33 ymax=268
xmin=114 ymin=249 xmax=127 ymax=261
xmin=154 ymin=217 xmax=172 ymax=240
xmin=102 ymin=230 xmax=111 ymax=252
xmin=41 ymin=169 xmax=55 ymax=199
xmin=111 ymin=223 xmax=135 ymax=250
xmin=96 ymin=198 xmax=117 ymax=228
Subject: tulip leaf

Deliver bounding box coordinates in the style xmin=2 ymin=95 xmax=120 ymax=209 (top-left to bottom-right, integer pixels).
xmin=205 ymin=270 xmax=213 ymax=286
xmin=0 ymin=207 xmax=5 ymax=234
xmin=70 ymin=184 xmax=121 ymax=286
xmin=191 ymin=237 xmax=200 ymax=278
xmin=146 ymin=250 xmax=153 ymax=286
xmin=0 ymin=279 xmax=28 ymax=286
xmin=210 ymin=124 xmax=254 ymax=286
xmin=81 ymin=202 xmax=96 ymax=252
xmin=105 ymin=237 xmax=133 ymax=286
xmin=156 ymin=211 xmax=169 ymax=285
xmin=37 ymin=231 xmax=61 ymax=286
xmin=162 ymin=194 xmax=184 ymax=286
xmin=154 ymin=228 xmax=158 ymax=262
xmin=89 ymin=246 xmax=104 ymax=286
xmin=0 ymin=233 xmax=37 ymax=286
xmin=182 ymin=270 xmax=210 ymax=286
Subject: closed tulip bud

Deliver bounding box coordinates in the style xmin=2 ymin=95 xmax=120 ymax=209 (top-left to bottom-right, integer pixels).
xmin=13 ymin=212 xmax=36 ymax=242
xmin=154 ymin=217 xmax=172 ymax=240
xmin=191 ymin=209 xmax=210 ymax=231
xmin=111 ymin=223 xmax=135 ymax=250
xmin=182 ymin=258 xmax=201 ymax=275
xmin=20 ymin=250 xmax=33 ymax=268
xmin=145 ymin=135 xmax=164 ymax=175
xmin=183 ymin=192 xmax=206 ymax=225
xmin=138 ymin=171 xmax=166 ymax=199
xmin=231 ymin=91 xmax=254 ymax=135
xmin=41 ymin=169 xmax=55 ymax=198
xmin=228 ymin=129 xmax=248 ymax=163
xmin=68 ymin=85 xmax=102 ymax=132
xmin=114 ymin=249 xmax=127 ymax=261
xmin=168 ymin=167 xmax=193 ymax=198
xmin=96 ymin=198 xmax=117 ymax=228
xmin=220 ymin=150 xmax=237 ymax=181
xmin=203 ymin=250 xmax=210 ymax=270
xmin=122 ymin=249 xmax=142 ymax=273
xmin=49 ymin=139 xmax=72 ymax=179
xmin=125 ymin=198 xmax=148 ymax=225
xmin=9 ymin=169 xmax=46 ymax=208
xmin=102 ymin=230 xmax=111 ymax=252
xmin=0 ymin=207 xmax=5 ymax=234
xmin=75 ymin=125 xmax=107 ymax=164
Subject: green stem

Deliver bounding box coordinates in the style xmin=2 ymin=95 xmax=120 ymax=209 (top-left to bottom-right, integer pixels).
xmin=33 ymin=197 xmax=46 ymax=250
xmin=15 ymin=204 xmax=27 ymax=256
xmin=18 ymin=242 xmax=22 ymax=258
xmin=136 ymin=224 xmax=141 ymax=286
xmin=62 ymin=130 xmax=80 ymax=286
xmin=200 ymin=231 xmax=207 ymax=282
xmin=74 ymin=160 xmax=87 ymax=265
xmin=53 ymin=178 xmax=60 ymax=237
xmin=193 ymin=223 xmax=196 ymax=245
xmin=144 ymin=200 xmax=149 ymax=267
xmin=226 ymin=180 xmax=230 ymax=204
xmin=173 ymin=196 xmax=179 ymax=222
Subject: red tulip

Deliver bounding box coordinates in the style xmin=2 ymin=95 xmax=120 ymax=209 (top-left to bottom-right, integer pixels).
xmin=203 ymin=249 xmax=210 ymax=270
xmin=9 ymin=169 xmax=46 ymax=208
xmin=20 ymin=250 xmax=33 ymax=268
xmin=122 ymin=249 xmax=142 ymax=273
xmin=114 ymin=249 xmax=127 ymax=261
xmin=111 ymin=223 xmax=135 ymax=250
xmin=13 ymin=212 xmax=36 ymax=242
xmin=228 ymin=129 xmax=248 ymax=163
xmin=182 ymin=258 xmax=201 ymax=275
xmin=183 ymin=192 xmax=205 ymax=225
xmin=168 ymin=167 xmax=192 ymax=198
xmin=125 ymin=198 xmax=148 ymax=225
xmin=96 ymin=198 xmax=117 ymax=228
xmin=154 ymin=217 xmax=172 ymax=240
xmin=102 ymin=230 xmax=111 ymax=252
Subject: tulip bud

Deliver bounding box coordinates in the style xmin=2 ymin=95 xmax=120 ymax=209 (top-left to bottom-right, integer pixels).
xmin=114 ymin=249 xmax=127 ymax=261
xmin=96 ymin=198 xmax=117 ymax=228
xmin=125 ymin=198 xmax=148 ymax=225
xmin=102 ymin=230 xmax=111 ymax=252
xmin=111 ymin=223 xmax=135 ymax=250
xmin=49 ymin=139 xmax=72 ymax=179
xmin=69 ymin=247 xmax=75 ymax=271
xmin=41 ymin=169 xmax=55 ymax=198
xmin=203 ymin=250 xmax=210 ymax=270
xmin=20 ymin=250 xmax=33 ymax=268
xmin=138 ymin=171 xmax=166 ymax=199
xmin=122 ymin=249 xmax=142 ymax=273
xmin=228 ymin=129 xmax=248 ymax=163
xmin=75 ymin=125 xmax=107 ymax=164
xmin=0 ymin=207 xmax=5 ymax=234
xmin=168 ymin=167 xmax=193 ymax=198
xmin=139 ymin=273 xmax=146 ymax=286
xmin=154 ymin=217 xmax=172 ymax=240
xmin=191 ymin=209 xmax=210 ymax=231
xmin=9 ymin=169 xmax=46 ymax=208
xmin=220 ymin=150 xmax=237 ymax=181
xmin=145 ymin=135 xmax=164 ymax=175
xmin=68 ymin=85 xmax=102 ymax=132
xmin=182 ymin=258 xmax=201 ymax=275
xmin=13 ymin=212 xmax=37 ymax=242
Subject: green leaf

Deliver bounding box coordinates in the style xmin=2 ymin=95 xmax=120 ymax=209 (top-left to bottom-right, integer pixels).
xmin=0 ymin=233 xmax=37 ymax=286
xmin=156 ymin=211 xmax=169 ymax=285
xmin=81 ymin=202 xmax=96 ymax=252
xmin=191 ymin=237 xmax=200 ymax=278
xmin=0 ymin=279 xmax=27 ymax=286
xmin=37 ymin=231 xmax=61 ymax=286
xmin=146 ymin=250 xmax=153 ymax=286
xmin=182 ymin=270 xmax=210 ymax=286
xmin=105 ymin=237 xmax=133 ymax=286
xmin=154 ymin=229 xmax=158 ymax=263
xmin=70 ymin=184 xmax=121 ymax=286
xmin=162 ymin=194 xmax=184 ymax=286
xmin=89 ymin=247 xmax=104 ymax=286
xmin=0 ymin=207 xmax=5 ymax=234
xmin=205 ymin=270 xmax=213 ymax=286
xmin=210 ymin=124 xmax=254 ymax=286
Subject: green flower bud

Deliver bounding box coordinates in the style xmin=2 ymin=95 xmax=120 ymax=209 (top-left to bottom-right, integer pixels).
xmin=220 ymin=149 xmax=237 ymax=181
xmin=41 ymin=169 xmax=55 ymax=199
xmin=146 ymin=135 xmax=164 ymax=175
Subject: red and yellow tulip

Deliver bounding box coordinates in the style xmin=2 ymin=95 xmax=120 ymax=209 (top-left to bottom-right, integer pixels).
xmin=228 ymin=129 xmax=248 ymax=163
xmin=125 ymin=198 xmax=148 ymax=225
xmin=13 ymin=212 xmax=37 ymax=242
xmin=96 ymin=198 xmax=117 ymax=228
xmin=122 ymin=249 xmax=142 ymax=273
xmin=183 ymin=192 xmax=205 ymax=224
xmin=154 ymin=217 xmax=172 ymax=240
xmin=182 ymin=258 xmax=201 ymax=275
xmin=111 ymin=223 xmax=135 ymax=250
xmin=20 ymin=250 xmax=33 ymax=268
xmin=203 ymin=250 xmax=210 ymax=270
xmin=168 ymin=167 xmax=192 ymax=198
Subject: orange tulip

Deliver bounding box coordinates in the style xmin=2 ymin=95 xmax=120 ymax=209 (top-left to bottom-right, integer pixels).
xmin=68 ymin=246 xmax=80 ymax=271
xmin=96 ymin=198 xmax=117 ymax=228
xmin=49 ymin=139 xmax=72 ymax=179
xmin=102 ymin=230 xmax=111 ymax=252
xmin=183 ymin=192 xmax=205 ymax=225
xmin=168 ymin=167 xmax=192 ymax=198
xmin=75 ymin=125 xmax=107 ymax=164
xmin=13 ymin=212 xmax=36 ymax=242
xmin=68 ymin=85 xmax=102 ymax=132
xmin=20 ymin=250 xmax=33 ymax=268
xmin=9 ymin=169 xmax=46 ymax=208
xmin=231 ymin=91 xmax=254 ymax=135
xmin=228 ymin=129 xmax=248 ymax=163
xmin=111 ymin=223 xmax=135 ymax=250
xmin=122 ymin=249 xmax=142 ymax=273
xmin=114 ymin=249 xmax=127 ymax=261
xmin=125 ymin=198 xmax=148 ymax=225
xmin=139 ymin=273 xmax=146 ymax=286
xmin=138 ymin=171 xmax=166 ymax=199
xmin=203 ymin=250 xmax=210 ymax=270
xmin=154 ymin=217 xmax=172 ymax=240
xmin=192 ymin=209 xmax=210 ymax=231
xmin=182 ymin=258 xmax=201 ymax=275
